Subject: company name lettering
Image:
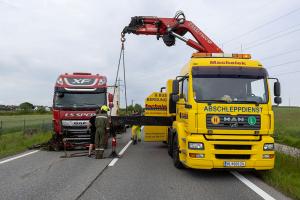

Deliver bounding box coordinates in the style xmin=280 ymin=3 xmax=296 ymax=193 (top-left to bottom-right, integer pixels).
xmin=204 ymin=106 xmax=262 ymax=113
xmin=145 ymin=104 xmax=167 ymax=110
xmin=146 ymin=98 xmax=167 ymax=101
xmin=210 ymin=60 xmax=246 ymax=65
xmin=65 ymin=113 xmax=96 ymax=117
xmin=188 ymin=22 xmax=212 ymax=44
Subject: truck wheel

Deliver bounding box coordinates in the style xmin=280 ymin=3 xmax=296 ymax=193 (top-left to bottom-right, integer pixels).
xmin=172 ymin=135 xmax=183 ymax=169
xmin=50 ymin=134 xmax=62 ymax=151
xmin=167 ymin=131 xmax=173 ymax=157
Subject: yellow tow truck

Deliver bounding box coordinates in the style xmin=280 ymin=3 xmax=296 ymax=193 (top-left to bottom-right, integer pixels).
xmin=144 ymin=53 xmax=281 ymax=170
xmin=121 ymin=11 xmax=281 ymax=170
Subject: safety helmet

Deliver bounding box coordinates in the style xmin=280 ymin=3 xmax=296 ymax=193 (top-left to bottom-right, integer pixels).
xmin=100 ymin=105 xmax=110 ymax=112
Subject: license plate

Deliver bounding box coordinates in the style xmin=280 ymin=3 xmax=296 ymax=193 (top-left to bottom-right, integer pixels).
xmin=224 ymin=161 xmax=246 ymax=167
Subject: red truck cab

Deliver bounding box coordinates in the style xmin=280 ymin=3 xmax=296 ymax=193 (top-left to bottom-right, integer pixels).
xmin=52 ymin=72 xmax=108 ymax=149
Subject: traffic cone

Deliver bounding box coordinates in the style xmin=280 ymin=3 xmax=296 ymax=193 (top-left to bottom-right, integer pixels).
xmin=109 ymin=137 xmax=118 ymax=158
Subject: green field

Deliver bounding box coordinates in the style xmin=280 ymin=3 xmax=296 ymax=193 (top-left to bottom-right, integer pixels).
xmin=0 ymin=114 xmax=52 ymax=134
xmin=0 ymin=131 xmax=52 ymax=159
xmin=274 ymin=107 xmax=300 ymax=149
xmin=0 ymin=114 xmax=53 ymax=158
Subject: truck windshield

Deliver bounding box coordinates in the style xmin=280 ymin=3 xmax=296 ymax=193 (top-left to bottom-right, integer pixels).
xmin=192 ymin=77 xmax=268 ymax=103
xmin=54 ymin=92 xmax=106 ymax=108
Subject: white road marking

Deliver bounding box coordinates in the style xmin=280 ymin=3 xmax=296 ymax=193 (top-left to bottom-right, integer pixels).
xmin=108 ymin=140 xmax=132 ymax=167
xmin=0 ymin=150 xmax=40 ymax=165
xmin=231 ymin=171 xmax=276 ymax=200
xmin=108 ymin=158 xmax=118 ymax=167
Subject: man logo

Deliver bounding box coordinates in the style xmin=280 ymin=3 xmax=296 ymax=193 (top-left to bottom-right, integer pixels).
xmin=211 ymin=115 xmax=220 ymax=125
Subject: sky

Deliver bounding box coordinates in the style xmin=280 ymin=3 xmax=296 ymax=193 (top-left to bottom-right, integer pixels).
xmin=0 ymin=0 xmax=300 ymax=107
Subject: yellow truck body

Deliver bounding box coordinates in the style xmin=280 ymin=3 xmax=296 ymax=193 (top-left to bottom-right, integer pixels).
xmin=145 ymin=53 xmax=279 ymax=170
xmin=144 ymin=92 xmax=168 ymax=142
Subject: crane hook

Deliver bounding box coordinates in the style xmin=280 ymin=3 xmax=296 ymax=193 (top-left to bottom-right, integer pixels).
xmin=121 ymin=32 xmax=126 ymax=43
xmin=121 ymin=32 xmax=126 ymax=49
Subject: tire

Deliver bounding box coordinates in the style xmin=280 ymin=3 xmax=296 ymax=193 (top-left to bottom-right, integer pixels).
xmin=50 ymin=134 xmax=63 ymax=151
xmin=167 ymin=130 xmax=173 ymax=157
xmin=172 ymin=134 xmax=184 ymax=169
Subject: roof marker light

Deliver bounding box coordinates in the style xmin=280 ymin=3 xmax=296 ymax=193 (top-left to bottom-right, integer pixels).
xmin=192 ymin=53 xmax=251 ymax=59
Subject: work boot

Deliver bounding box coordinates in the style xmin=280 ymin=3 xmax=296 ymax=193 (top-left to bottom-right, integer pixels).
xmin=95 ymin=149 xmax=104 ymax=159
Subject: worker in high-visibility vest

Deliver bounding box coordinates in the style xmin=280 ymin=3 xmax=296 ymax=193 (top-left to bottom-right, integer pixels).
xmin=131 ymin=110 xmax=141 ymax=145
xmin=95 ymin=105 xmax=110 ymax=159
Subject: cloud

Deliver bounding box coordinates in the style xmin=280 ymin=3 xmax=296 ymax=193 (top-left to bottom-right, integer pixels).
xmin=0 ymin=0 xmax=300 ymax=106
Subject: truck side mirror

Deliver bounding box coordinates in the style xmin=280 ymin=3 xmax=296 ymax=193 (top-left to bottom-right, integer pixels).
xmin=171 ymin=94 xmax=179 ymax=102
xmin=172 ymin=80 xmax=179 ymax=94
xmin=169 ymin=94 xmax=177 ymax=114
xmin=274 ymin=82 xmax=281 ymax=97
xmin=274 ymin=96 xmax=282 ymax=105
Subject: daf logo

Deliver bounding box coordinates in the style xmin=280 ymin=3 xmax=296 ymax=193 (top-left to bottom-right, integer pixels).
xmin=74 ymin=121 xmax=87 ymax=125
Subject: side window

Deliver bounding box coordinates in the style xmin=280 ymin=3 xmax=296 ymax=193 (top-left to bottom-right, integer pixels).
xmin=182 ymin=78 xmax=188 ymax=101
xmin=250 ymin=79 xmax=266 ymax=102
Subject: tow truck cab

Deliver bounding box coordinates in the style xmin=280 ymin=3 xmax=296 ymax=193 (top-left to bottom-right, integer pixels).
xmin=166 ymin=53 xmax=281 ymax=170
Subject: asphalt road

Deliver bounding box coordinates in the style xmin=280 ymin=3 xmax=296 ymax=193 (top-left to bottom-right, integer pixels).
xmin=0 ymin=130 xmax=130 ymax=200
xmin=0 ymin=129 xmax=292 ymax=200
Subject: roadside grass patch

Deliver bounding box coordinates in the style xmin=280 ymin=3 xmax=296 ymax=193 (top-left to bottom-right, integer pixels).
xmin=274 ymin=107 xmax=300 ymax=149
xmin=259 ymin=152 xmax=300 ymax=200
xmin=0 ymin=131 xmax=52 ymax=159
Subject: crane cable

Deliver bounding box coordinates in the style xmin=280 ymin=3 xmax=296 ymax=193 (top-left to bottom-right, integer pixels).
xmin=111 ymin=33 xmax=128 ymax=115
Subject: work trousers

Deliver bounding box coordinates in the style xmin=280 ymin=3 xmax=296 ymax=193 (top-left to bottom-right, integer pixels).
xmin=95 ymin=129 xmax=106 ymax=149
xmin=131 ymin=125 xmax=141 ymax=140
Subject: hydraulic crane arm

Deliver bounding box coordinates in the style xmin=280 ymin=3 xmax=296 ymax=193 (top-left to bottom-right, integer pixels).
xmin=122 ymin=11 xmax=223 ymax=53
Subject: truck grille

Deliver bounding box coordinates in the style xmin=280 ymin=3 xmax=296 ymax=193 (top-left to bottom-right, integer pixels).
xmin=207 ymin=114 xmax=260 ymax=130
xmin=215 ymin=154 xmax=251 ymax=159
xmin=62 ymin=125 xmax=90 ymax=141
xmin=214 ymin=144 xmax=252 ymax=150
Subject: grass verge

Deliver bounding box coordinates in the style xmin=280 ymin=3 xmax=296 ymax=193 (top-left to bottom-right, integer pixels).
xmin=274 ymin=107 xmax=300 ymax=149
xmin=0 ymin=131 xmax=52 ymax=159
xmin=258 ymin=152 xmax=300 ymax=200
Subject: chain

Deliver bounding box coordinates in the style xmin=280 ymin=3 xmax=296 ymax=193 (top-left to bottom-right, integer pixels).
xmin=110 ymin=33 xmax=128 ymax=116
xmin=121 ymin=32 xmax=126 ymax=50
xmin=121 ymin=33 xmax=128 ymax=114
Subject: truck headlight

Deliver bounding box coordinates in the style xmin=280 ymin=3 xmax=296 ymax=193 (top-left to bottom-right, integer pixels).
xmin=263 ymin=143 xmax=274 ymax=151
xmin=188 ymin=142 xmax=204 ymax=150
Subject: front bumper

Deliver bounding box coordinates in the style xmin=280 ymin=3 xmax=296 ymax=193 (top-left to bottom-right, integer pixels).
xmin=184 ymin=157 xmax=274 ymax=170
xmin=181 ymin=135 xmax=275 ymax=170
